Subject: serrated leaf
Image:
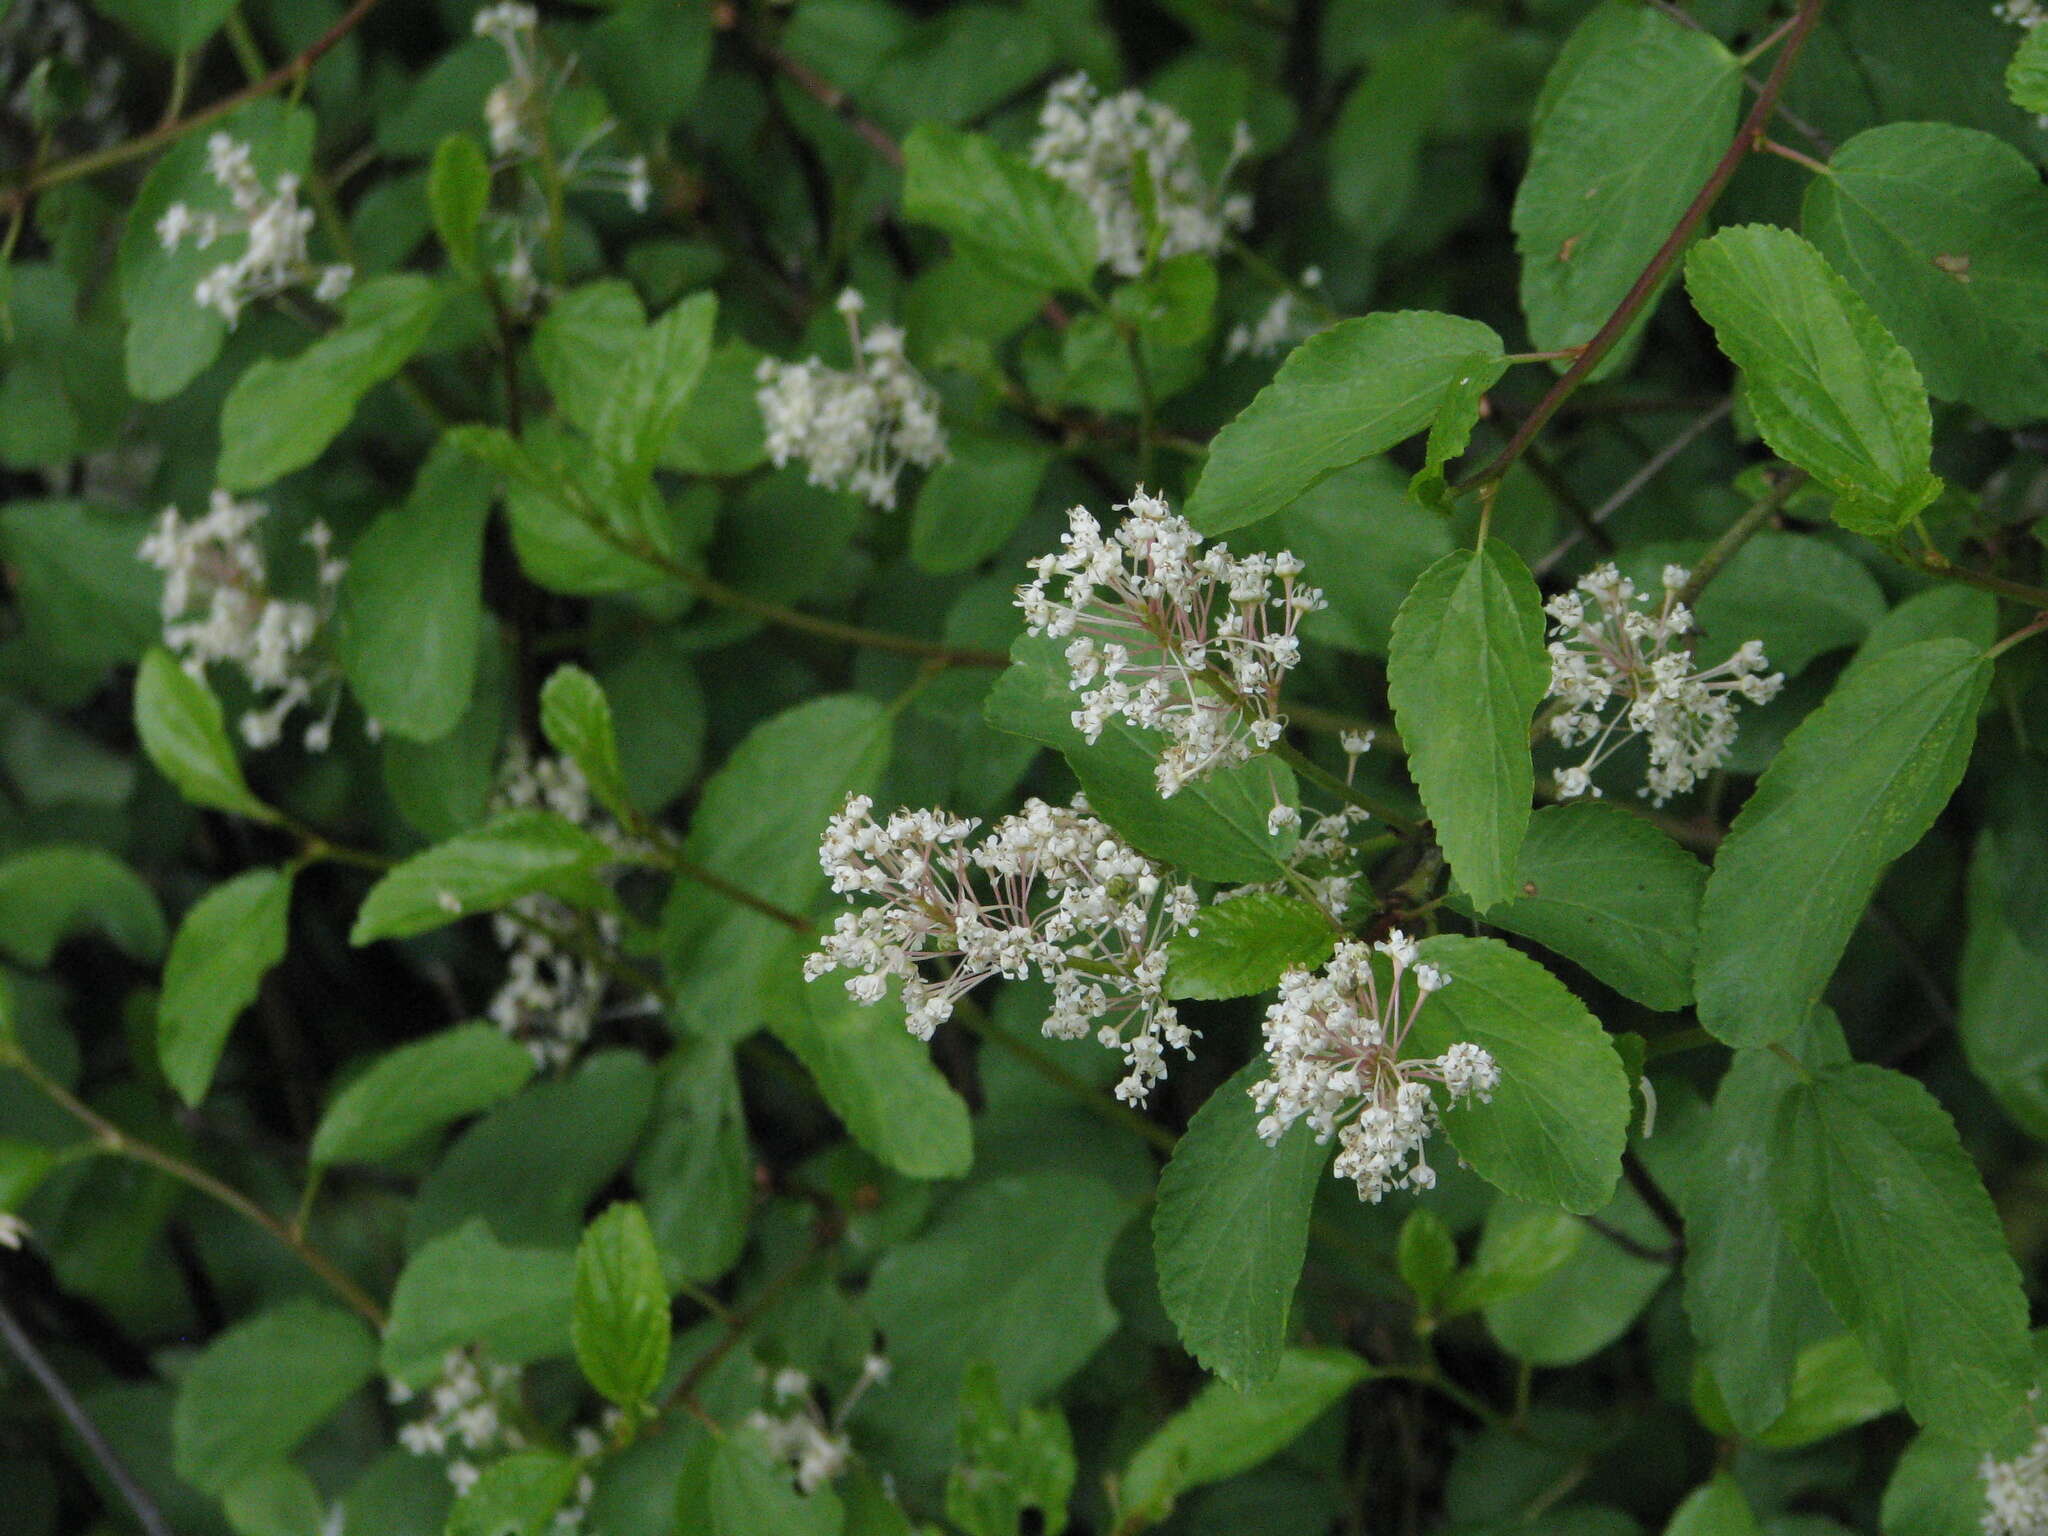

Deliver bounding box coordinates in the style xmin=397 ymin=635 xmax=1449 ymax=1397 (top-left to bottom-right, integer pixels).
xmin=310 ymin=1022 xmax=534 ymax=1168
xmin=158 ymin=866 xmax=295 ymax=1106
xmin=1684 ymin=225 xmax=1942 ymax=536
xmin=1165 ymin=893 xmax=1335 ymax=1001
xmin=1694 ymin=638 xmax=1989 ymax=1048
xmin=902 ymin=124 xmax=1098 ymax=294
xmin=945 ymin=1361 xmax=1075 ymax=1536
xmin=538 ymin=665 xmax=635 ymax=825
xmin=1408 ymin=935 xmax=1629 ymax=1214
xmin=382 ymin=1218 xmax=575 ymax=1386
xmin=1185 ymin=311 xmax=1507 ymax=535
xmin=1153 ymin=1062 xmax=1327 ymax=1387
xmin=572 ymin=1202 xmax=670 ymax=1408
xmin=350 ymin=810 xmax=619 ymax=944
xmin=134 ymin=648 xmax=275 ymax=821
xmin=1387 ymin=543 xmax=1548 ymax=912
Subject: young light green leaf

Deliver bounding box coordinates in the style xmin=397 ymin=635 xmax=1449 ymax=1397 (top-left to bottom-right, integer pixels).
xmin=2009 ymin=25 xmax=2048 ymax=113
xmin=134 ymin=648 xmax=275 ymax=821
xmin=0 ymin=846 xmax=167 ymax=967
xmin=1153 ymin=1061 xmax=1328 ymax=1388
xmin=538 ymin=665 xmax=635 ymax=825
xmin=1408 ymin=935 xmax=1630 ymax=1214
xmin=381 ymin=1219 xmax=575 ymax=1386
xmin=1397 ymin=1209 xmax=1459 ymax=1312
xmin=1185 ymin=311 xmax=1507 ymax=535
xmin=1663 ymin=1475 xmax=1761 ymax=1536
xmin=1684 ymin=225 xmax=1942 ymax=536
xmin=1408 ymin=356 xmax=1498 ymax=512
xmin=1803 ymin=123 xmax=2048 ymax=425
xmin=593 ymin=292 xmax=717 ymax=482
xmin=335 ymin=441 xmax=493 ymax=742
xmin=771 ymin=976 xmax=974 ymax=1181
xmin=945 ymin=1361 xmax=1075 ymax=1536
xmin=1454 ymin=802 xmax=1705 ymax=1011
xmin=1692 ymin=1333 xmax=1899 ymax=1450
xmin=350 ymin=810 xmax=619 ymax=944
xmin=1387 ymin=543 xmax=1548 ymax=913
xmin=1767 ymin=1062 xmax=2034 ymax=1441
xmin=171 ymin=1300 xmax=377 ymax=1495
xmin=1117 ymin=1349 xmax=1372 ymax=1527
xmin=445 ymin=1453 xmax=580 ymax=1536
xmin=901 ymin=124 xmax=1098 ymax=294
xmin=1695 ymin=638 xmax=1990 ymax=1048
xmin=1437 ymin=1204 xmax=1581 ymax=1318
xmin=1165 ymin=892 xmax=1335 ymax=1002
xmin=158 ymin=866 xmax=295 ymax=1107
xmin=429 ymin=133 xmax=491 ymax=281
xmin=310 ymin=1023 xmax=535 ymax=1168
xmin=217 ymin=275 xmax=445 ymax=490
xmin=572 ymin=1202 xmax=671 ymax=1409
xmin=1515 ymin=3 xmax=1740 ymax=363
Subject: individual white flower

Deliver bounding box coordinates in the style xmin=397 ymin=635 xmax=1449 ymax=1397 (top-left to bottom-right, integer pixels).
xmin=755 ymin=290 xmax=948 ymax=509
xmin=138 ymin=492 xmax=347 ymax=751
xmin=1230 ymin=804 xmax=1373 ymax=922
xmin=0 ymin=1212 xmax=27 ymax=1249
xmin=1227 ymin=268 xmax=1327 ymax=360
xmin=155 ymin=135 xmax=352 ymax=325
xmin=1543 ymin=562 xmax=1782 ymax=806
xmin=1251 ymin=933 xmax=1497 ymax=1204
xmin=1028 ymin=72 xmax=1252 ymax=278
xmin=807 ymin=792 xmax=1201 ymax=1104
xmin=1984 ymin=1422 xmax=2048 ymax=1536
xmin=391 ymin=1350 xmax=530 ymax=1488
xmin=743 ymin=1349 xmax=890 ymax=1496
xmin=1016 ymin=490 xmax=1323 ymax=811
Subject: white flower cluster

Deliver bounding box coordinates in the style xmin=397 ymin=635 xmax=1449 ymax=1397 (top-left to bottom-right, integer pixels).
xmin=1544 ymin=563 xmax=1782 ymax=807
xmin=1984 ymin=1422 xmax=2048 ymax=1536
xmin=1252 ymin=932 xmax=1498 ymax=1203
xmin=1234 ymin=803 xmax=1374 ymax=922
xmin=756 ymin=290 xmax=948 ymax=510
xmin=1016 ymin=490 xmax=1324 ymax=819
xmin=807 ymin=792 xmax=1201 ymax=1104
xmin=488 ymin=746 xmax=622 ymax=1069
xmin=390 ymin=1349 xmax=607 ymax=1527
xmin=1028 ymin=72 xmax=1253 ymax=278
xmin=1227 ymin=268 xmax=1327 ymax=360
xmin=1996 ymin=0 xmax=2046 ymax=27
xmin=155 ymin=134 xmax=352 ymax=326
xmin=743 ymin=1356 xmax=889 ymax=1495
xmin=472 ymin=2 xmax=650 ymax=314
xmin=139 ymin=491 xmax=347 ymax=750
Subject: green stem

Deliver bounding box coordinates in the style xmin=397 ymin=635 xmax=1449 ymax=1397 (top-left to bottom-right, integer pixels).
xmin=1274 ymin=739 xmax=1417 ymax=833
xmin=1672 ymin=468 xmax=1807 ymax=608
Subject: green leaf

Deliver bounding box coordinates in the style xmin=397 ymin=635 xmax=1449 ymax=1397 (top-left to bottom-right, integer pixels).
xmin=1117 ymin=1349 xmax=1372 ymax=1526
xmin=1153 ymin=1061 xmax=1328 ymax=1388
xmin=1454 ymin=803 xmax=1705 ymax=1011
xmin=1694 ymin=638 xmax=1990 ymax=1048
xmin=1684 ymin=225 xmax=1942 ymax=536
xmin=1185 ymin=311 xmax=1507 ymax=535
xmin=680 ymin=1434 xmax=845 ymax=1536
xmin=335 ymin=440 xmax=493 ymax=742
xmin=0 ymin=501 xmax=162 ymax=673
xmin=88 ymin=0 xmax=237 ymax=52
xmin=455 ymin=422 xmax=676 ymax=596
xmin=772 ymin=976 xmax=973 ymax=1180
xmin=984 ymin=633 xmax=1298 ymax=884
xmin=1387 ymin=543 xmax=1549 ymax=912
xmin=309 ymin=1022 xmax=535 ymax=1169
xmin=593 ymin=292 xmax=717 ymax=483
xmin=632 ymin=1040 xmax=753 ymax=1286
xmin=1803 ymin=122 xmax=2048 ymax=425
xmin=661 ymin=695 xmax=891 ymax=1041
xmin=0 ymin=845 xmax=166 ymax=967
xmin=1165 ymin=893 xmax=1335 ymax=1002
xmin=221 ymin=1462 xmax=324 ymax=1536
xmin=1280 ymin=459 xmax=1455 ymax=658
xmin=1767 ymin=1062 xmax=2033 ymax=1441
xmin=1693 ymin=1333 xmax=1899 ymax=1450
xmin=446 ymin=1453 xmax=581 ymax=1536
xmin=171 ymin=1299 xmax=377 ymax=1494
xmin=350 ymin=810 xmax=619 ymax=944
xmin=158 ymin=867 xmax=295 ymax=1107
xmin=572 ymin=1202 xmax=671 ymax=1409
xmin=1438 ymin=1205 xmax=1581 ymax=1318
xmin=0 ymin=1138 xmax=57 ymax=1214
xmin=531 ymin=282 xmax=646 ymax=438
xmin=217 ymin=275 xmax=446 ymax=491
xmin=2009 ymin=24 xmax=2048 ymax=112
xmin=538 ymin=665 xmax=635 ymax=825
xmin=901 ymin=124 xmax=1097 ymax=293
xmin=1514 ymin=2 xmax=1740 ymax=363
xmin=1960 ymin=833 xmax=2048 ymax=1139
xmin=1397 ymin=1209 xmax=1459 ymax=1311
xmin=1662 ymin=1476 xmax=1760 ymax=1536
xmin=134 ymin=648 xmax=275 ymax=821
xmin=945 ymin=1361 xmax=1075 ymax=1536
xmin=1408 ymin=355 xmax=1499 ymax=513
xmin=381 ymin=1218 xmax=575 ymax=1386
xmin=1408 ymin=935 xmax=1629 ymax=1214
xmin=119 ymin=102 xmax=312 ymax=401
xmin=1480 ymin=1188 xmax=1670 ymax=1366
xmin=909 ymin=431 xmax=1053 ymax=576
xmin=428 ymin=133 xmax=491 ymax=281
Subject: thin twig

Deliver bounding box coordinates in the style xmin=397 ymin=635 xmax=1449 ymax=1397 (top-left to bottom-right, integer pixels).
xmin=0 ymin=1297 xmax=174 ymax=1536
xmin=1533 ymin=399 xmax=1734 ymax=578
xmin=1672 ymin=468 xmax=1808 ymax=608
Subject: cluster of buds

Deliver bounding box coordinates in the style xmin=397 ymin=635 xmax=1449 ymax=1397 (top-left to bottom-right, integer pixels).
xmin=755 ymin=290 xmax=948 ymax=510
xmin=155 ymin=134 xmax=352 ymax=325
xmin=138 ymin=491 xmax=348 ymax=750
xmin=743 ymin=1355 xmax=890 ymax=1495
xmin=1028 ymin=72 xmax=1253 ymax=278
xmin=1226 ymin=267 xmax=1327 ymax=361
xmin=1251 ymin=932 xmax=1498 ymax=1203
xmin=1016 ymin=491 xmax=1324 ymax=825
xmin=1983 ymin=1420 xmax=2048 ymax=1536
xmin=807 ymin=793 xmax=1201 ymax=1104
xmin=1544 ymin=563 xmax=1782 ymax=807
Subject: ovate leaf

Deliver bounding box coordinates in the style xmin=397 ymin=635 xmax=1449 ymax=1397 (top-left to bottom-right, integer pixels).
xmin=351 ymin=811 xmax=619 ymax=944
xmin=0 ymin=846 xmax=166 ymax=967
xmin=632 ymin=1040 xmax=753 ymax=1286
xmin=1694 ymin=638 xmax=1989 ymax=1048
xmin=134 ymin=648 xmax=275 ymax=821
xmin=902 ymin=124 xmax=1098 ymax=293
xmin=446 ymin=1454 xmax=580 ymax=1536
xmin=572 ymin=1202 xmax=671 ymax=1409
xmin=909 ymin=431 xmax=1053 ymax=576
xmin=158 ymin=866 xmax=295 ymax=1106
xmin=382 ymin=1219 xmax=575 ymax=1386
xmin=538 ymin=665 xmax=635 ymax=825
xmin=1165 ymin=893 xmax=1335 ymax=1002
xmin=1663 ymin=1476 xmax=1761 ymax=1536
xmin=1387 ymin=543 xmax=1548 ymax=912
xmin=2009 ymin=25 xmax=2048 ymax=113
xmin=428 ymin=133 xmax=491 ymax=280
xmin=593 ymin=292 xmax=717 ymax=483
xmin=310 ymin=1023 xmax=535 ymax=1168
